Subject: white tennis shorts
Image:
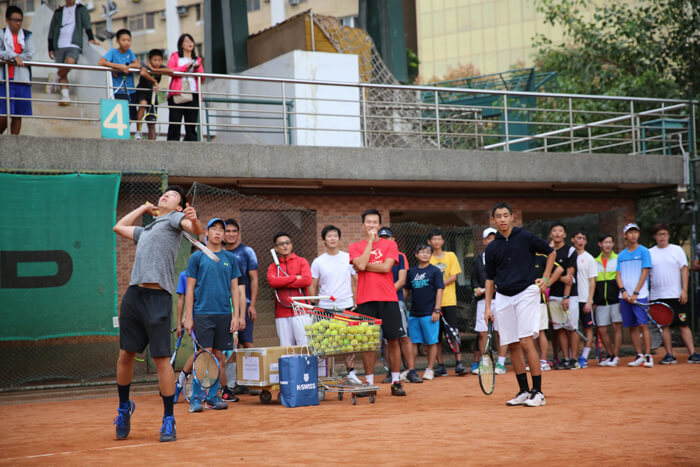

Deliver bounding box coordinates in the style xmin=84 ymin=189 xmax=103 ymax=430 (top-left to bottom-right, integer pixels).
xmin=549 ymin=296 xmax=579 ymax=331
xmin=493 ymin=284 xmax=540 ymax=346
xmin=475 ymin=300 xmax=499 ymax=333
xmin=275 ymin=316 xmax=310 ymax=347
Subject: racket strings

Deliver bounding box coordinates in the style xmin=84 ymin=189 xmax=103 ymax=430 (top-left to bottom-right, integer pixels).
xmin=194 ymin=352 xmax=218 ymax=387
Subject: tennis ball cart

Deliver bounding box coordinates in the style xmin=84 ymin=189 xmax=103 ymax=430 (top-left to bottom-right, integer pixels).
xmin=291 ymin=296 xmax=382 ymax=405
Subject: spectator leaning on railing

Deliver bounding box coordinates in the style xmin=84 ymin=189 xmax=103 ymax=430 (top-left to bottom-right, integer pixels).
xmin=0 ymin=5 xmax=34 ymax=135
xmin=47 ymin=0 xmax=100 ymax=106
xmin=166 ymin=33 xmax=203 ymax=142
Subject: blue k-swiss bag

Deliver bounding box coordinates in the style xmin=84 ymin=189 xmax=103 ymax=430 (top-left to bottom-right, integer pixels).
xmin=279 ymin=353 xmax=319 ymax=408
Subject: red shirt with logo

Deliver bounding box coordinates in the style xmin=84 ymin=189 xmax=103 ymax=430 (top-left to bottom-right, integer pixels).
xmin=349 ymin=238 xmax=399 ymax=304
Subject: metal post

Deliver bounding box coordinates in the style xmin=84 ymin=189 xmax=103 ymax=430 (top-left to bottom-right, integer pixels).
xmin=434 ymin=90 xmax=440 ymax=149
xmin=630 ymin=101 xmax=636 ymax=154
xmin=4 ymin=63 xmax=10 ymax=123
xmin=105 ymin=70 xmax=112 ymax=99
xmin=689 ymin=100 xmax=698 ymax=332
xmin=588 ymin=126 xmax=592 ymax=153
xmin=361 ymin=87 xmax=368 ymax=147
xmin=504 ymin=95 xmax=509 ymax=152
xmin=197 ymin=75 xmax=204 ymax=142
xmin=282 ymin=81 xmax=288 ymax=145
xmin=568 ymin=97 xmax=574 ymax=152
xmin=309 ymin=11 xmax=315 ymax=52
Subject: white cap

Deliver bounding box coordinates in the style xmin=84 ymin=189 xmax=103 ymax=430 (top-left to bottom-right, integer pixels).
xmin=623 ymin=223 xmax=640 ymax=234
xmin=483 ymin=227 xmax=498 ymax=239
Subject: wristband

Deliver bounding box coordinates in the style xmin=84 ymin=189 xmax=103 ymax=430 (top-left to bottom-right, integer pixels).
xmin=619 ymin=287 xmax=626 ymax=293
xmin=541 ymin=277 xmax=550 ymax=285
xmin=433 ymin=309 xmax=440 ymax=313
xmin=633 ymin=291 xmax=639 ymax=295
xmin=562 ymin=295 xmax=570 ymax=299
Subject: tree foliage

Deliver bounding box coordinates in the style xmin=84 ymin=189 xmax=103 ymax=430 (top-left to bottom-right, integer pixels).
xmin=533 ymin=0 xmax=700 ymax=100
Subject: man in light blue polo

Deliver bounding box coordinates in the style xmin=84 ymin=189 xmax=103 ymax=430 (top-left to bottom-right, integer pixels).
xmin=615 ymin=223 xmax=653 ymax=368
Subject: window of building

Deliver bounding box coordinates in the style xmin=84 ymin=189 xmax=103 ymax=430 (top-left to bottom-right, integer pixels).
xmin=339 ymin=15 xmax=358 ymax=28
xmin=128 ymin=12 xmax=155 ymax=31
xmin=195 ymin=4 xmax=201 ymax=21
xmin=247 ymin=0 xmax=260 ymax=12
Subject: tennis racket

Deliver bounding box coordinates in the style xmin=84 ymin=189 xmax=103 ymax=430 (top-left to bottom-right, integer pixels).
xmin=439 ymin=311 xmax=461 ymax=355
xmin=634 ymin=301 xmax=670 ymax=351
xmin=170 ymin=330 xmax=183 ymax=368
xmin=271 ymin=248 xmax=304 ymax=308
xmin=143 ymin=91 xmax=158 ymax=137
xmin=548 ymin=300 xmax=588 ymax=342
xmin=183 ymin=231 xmax=220 ymax=262
xmin=478 ymin=320 xmax=495 ymax=396
xmin=190 ymin=330 xmax=220 ymax=389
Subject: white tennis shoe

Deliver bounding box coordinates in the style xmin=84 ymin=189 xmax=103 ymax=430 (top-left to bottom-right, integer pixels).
xmin=524 ymin=391 xmax=546 ymax=407
xmin=506 ymin=391 xmax=530 ymax=406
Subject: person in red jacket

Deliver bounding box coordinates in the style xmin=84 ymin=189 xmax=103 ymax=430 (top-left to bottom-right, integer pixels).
xmin=267 ymin=232 xmax=312 ymax=346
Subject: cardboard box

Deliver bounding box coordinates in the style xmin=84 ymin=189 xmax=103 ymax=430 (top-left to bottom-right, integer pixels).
xmin=234 ymin=346 xmax=305 ymax=387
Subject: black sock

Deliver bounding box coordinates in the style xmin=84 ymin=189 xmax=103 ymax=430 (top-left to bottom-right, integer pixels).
xmin=118 ymin=384 xmax=130 ymax=404
xmin=455 ymin=360 xmax=462 ymax=365
xmin=346 ymin=367 xmax=354 ymax=373
xmin=532 ymin=375 xmax=542 ymax=393
xmin=162 ymin=394 xmax=174 ymax=417
xmin=516 ymin=373 xmax=529 ymax=393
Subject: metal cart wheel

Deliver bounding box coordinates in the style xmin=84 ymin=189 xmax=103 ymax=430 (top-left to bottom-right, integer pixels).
xmin=369 ymin=392 xmax=376 ymax=403
xmin=351 ymin=394 xmax=357 ymax=405
xmin=260 ymin=390 xmax=272 ymax=404
xmin=338 ymin=391 xmax=343 ymax=401
xmin=318 ymin=388 xmax=326 ymax=401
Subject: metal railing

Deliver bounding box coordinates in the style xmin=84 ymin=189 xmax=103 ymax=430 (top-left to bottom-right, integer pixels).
xmin=1 ymin=60 xmax=697 ymax=156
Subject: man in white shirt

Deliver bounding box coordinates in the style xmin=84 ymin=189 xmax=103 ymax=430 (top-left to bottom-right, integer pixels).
xmin=572 ymin=229 xmax=598 ymax=368
xmin=649 ymin=223 xmax=700 ymax=364
xmin=309 ymin=225 xmax=361 ymax=383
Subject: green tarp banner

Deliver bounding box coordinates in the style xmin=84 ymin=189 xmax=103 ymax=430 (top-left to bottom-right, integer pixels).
xmin=0 ymin=173 xmax=121 ymax=340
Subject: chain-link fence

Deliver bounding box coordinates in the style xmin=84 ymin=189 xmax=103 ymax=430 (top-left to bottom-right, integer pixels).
xmin=0 ymin=170 xmax=166 ymax=390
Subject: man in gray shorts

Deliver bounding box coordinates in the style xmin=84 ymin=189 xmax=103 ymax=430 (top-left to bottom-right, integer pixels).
xmin=112 ymin=186 xmax=202 ymax=442
xmin=48 ymin=0 xmax=99 ymax=105
xmin=593 ymin=233 xmax=622 ymax=367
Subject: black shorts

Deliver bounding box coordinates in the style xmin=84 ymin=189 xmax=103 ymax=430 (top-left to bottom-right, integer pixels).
xmin=194 ymin=314 xmax=233 ymax=351
xmin=655 ymin=298 xmax=690 ymax=327
xmin=238 ymin=303 xmax=254 ymax=344
xmin=356 ymin=301 xmax=404 ymax=341
xmin=119 ymin=285 xmax=172 ymax=357
xmin=438 ymin=306 xmax=459 ymax=341
xmin=133 ymin=90 xmax=157 ymax=106
xmin=579 ymin=303 xmax=594 ymax=329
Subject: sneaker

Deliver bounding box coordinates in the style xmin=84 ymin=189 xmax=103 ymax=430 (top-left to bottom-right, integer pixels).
xmin=221 ymin=386 xmax=240 ymax=402
xmin=524 ymin=391 xmax=546 ymax=407
xmin=189 ymin=398 xmax=204 ymax=413
xmin=59 ymin=90 xmax=70 ymax=106
xmin=455 ymin=362 xmax=469 ymax=376
xmin=540 ymin=361 xmax=552 ymax=371
xmin=134 ymin=132 xmax=142 ymax=140
xmin=688 ymin=353 xmax=700 ymax=364
xmin=628 ymin=354 xmax=645 ymax=367
xmin=578 ymin=356 xmax=588 ymax=369
xmin=434 ymin=364 xmax=447 ymax=377
xmin=494 ymin=363 xmax=506 ymax=375
xmin=174 ymin=381 xmax=184 ymax=403
xmin=232 ymin=384 xmax=250 ymax=395
xmin=422 ymin=367 xmax=435 ymax=380
xmin=399 ymin=370 xmax=409 ymax=382
xmin=205 ymin=397 xmax=229 ymax=410
xmin=345 ymin=373 xmax=363 ymax=385
xmin=159 ymin=415 xmax=177 ymax=442
xmin=406 ymin=369 xmax=423 ymax=383
xmin=381 ymin=373 xmax=392 ymax=384
xmin=470 ymin=361 xmax=479 ymax=375
xmin=569 ymin=359 xmax=581 ymax=370
xmin=599 ymin=357 xmax=612 ymax=367
xmin=506 ymin=390 xmax=530 ymax=406
xmin=46 ymin=72 xmax=58 ymax=93
xmin=552 ymin=358 xmax=561 ymax=369
xmin=609 ymin=356 xmax=620 ymax=367
xmin=643 ymin=355 xmax=654 ymax=368
xmin=660 ymin=354 xmax=677 ymax=365
xmin=555 ymin=359 xmax=569 ymax=370
xmin=114 ymin=400 xmax=135 ymax=440
xmin=391 ymin=382 xmax=406 ymax=396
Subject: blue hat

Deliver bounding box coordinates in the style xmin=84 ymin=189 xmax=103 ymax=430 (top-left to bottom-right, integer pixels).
xmin=207 ymin=218 xmax=226 ymax=229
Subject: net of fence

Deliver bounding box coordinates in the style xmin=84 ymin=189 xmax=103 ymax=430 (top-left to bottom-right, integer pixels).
xmin=0 ymin=170 xmax=166 ymax=390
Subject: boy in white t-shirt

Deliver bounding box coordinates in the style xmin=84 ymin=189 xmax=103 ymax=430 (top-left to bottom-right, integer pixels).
xmin=309 ymin=225 xmax=360 ymax=383
xmin=649 ymin=223 xmax=700 ymax=364
xmin=572 ymin=229 xmax=598 ymax=368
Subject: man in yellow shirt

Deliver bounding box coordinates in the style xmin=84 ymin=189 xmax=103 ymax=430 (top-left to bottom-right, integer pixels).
xmin=428 ymin=229 xmax=468 ymax=376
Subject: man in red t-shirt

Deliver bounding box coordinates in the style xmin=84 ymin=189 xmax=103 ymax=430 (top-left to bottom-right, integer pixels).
xmin=349 ymin=209 xmax=407 ymax=396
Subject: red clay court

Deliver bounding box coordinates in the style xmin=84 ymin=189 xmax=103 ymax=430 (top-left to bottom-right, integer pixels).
xmin=1 ymin=354 xmax=699 ymax=466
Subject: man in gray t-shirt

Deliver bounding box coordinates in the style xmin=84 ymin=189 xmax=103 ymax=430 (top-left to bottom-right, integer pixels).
xmin=112 ymin=185 xmax=202 ymax=443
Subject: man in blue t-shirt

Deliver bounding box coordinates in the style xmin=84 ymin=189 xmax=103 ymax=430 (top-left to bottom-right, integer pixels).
xmin=97 ymin=28 xmax=139 ymax=120
xmin=183 ymin=218 xmax=242 ymax=412
xmin=616 ymin=223 xmax=653 ymax=368
xmin=405 ymin=243 xmax=444 ymax=381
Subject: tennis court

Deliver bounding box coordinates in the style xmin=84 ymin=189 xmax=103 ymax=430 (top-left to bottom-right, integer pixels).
xmin=1 ymin=354 xmax=698 ymax=466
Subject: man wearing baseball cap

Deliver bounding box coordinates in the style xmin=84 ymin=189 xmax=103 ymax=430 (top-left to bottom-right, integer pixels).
xmin=616 ymin=223 xmax=654 ymax=368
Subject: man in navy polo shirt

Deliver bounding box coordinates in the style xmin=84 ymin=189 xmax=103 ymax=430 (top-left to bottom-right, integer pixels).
xmin=484 ymin=203 xmax=555 ymax=407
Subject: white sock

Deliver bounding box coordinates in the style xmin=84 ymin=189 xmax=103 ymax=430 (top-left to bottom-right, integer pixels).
xmin=582 ymin=347 xmax=591 ymax=359
xmin=347 ymin=370 xmax=357 ymax=379
xmin=391 ymin=372 xmax=400 ymax=383
xmin=540 ymin=359 xmax=547 ymax=364
xmin=365 ymin=374 xmax=374 ymax=385
xmin=497 ymin=356 xmax=506 ymax=366
xmin=178 ymin=371 xmax=187 ymax=386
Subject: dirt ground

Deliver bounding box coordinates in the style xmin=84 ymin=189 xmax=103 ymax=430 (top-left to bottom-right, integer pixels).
xmin=1 ymin=354 xmax=699 ymax=466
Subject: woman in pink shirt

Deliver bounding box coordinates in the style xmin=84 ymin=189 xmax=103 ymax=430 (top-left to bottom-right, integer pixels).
xmin=166 ymin=33 xmax=203 ymax=141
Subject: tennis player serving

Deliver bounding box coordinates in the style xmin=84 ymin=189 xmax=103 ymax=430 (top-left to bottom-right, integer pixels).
xmin=112 ymin=185 xmax=203 ymax=442
xmin=483 ymin=203 xmax=555 ymax=407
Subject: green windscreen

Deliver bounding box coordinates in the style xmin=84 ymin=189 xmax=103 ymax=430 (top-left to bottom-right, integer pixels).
xmin=0 ymin=173 xmax=121 ymax=340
